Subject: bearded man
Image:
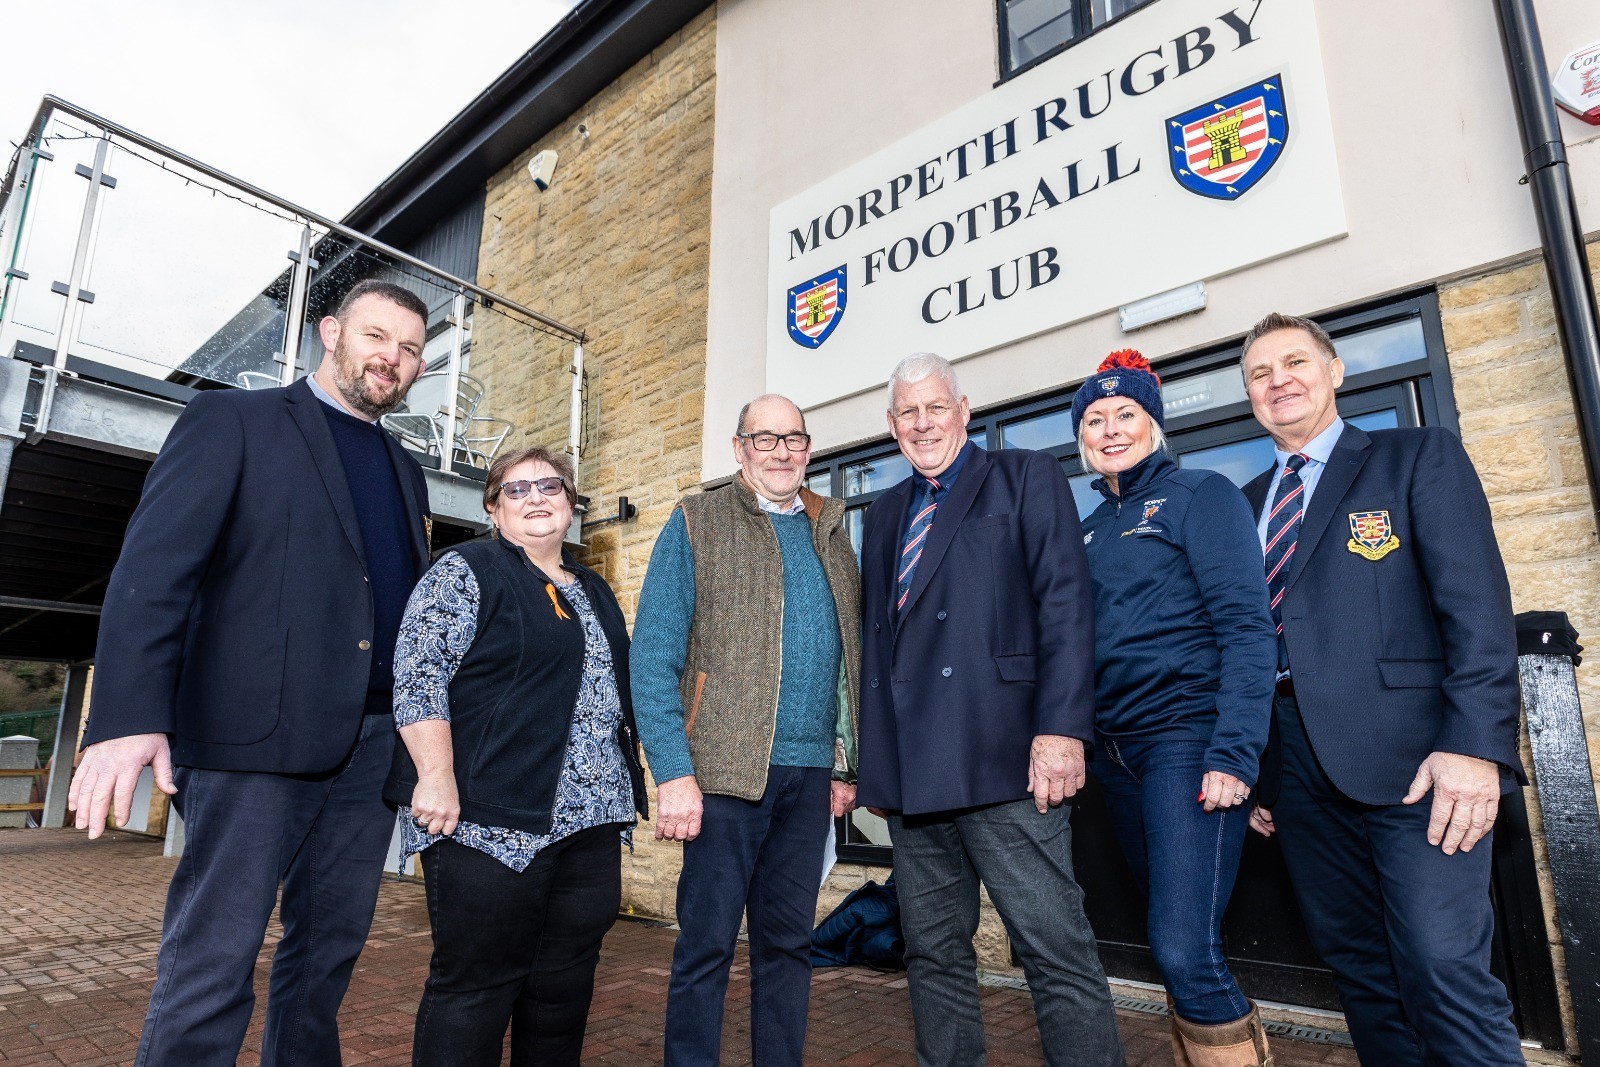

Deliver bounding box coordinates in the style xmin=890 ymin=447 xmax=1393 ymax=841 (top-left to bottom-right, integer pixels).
xmin=68 ymin=280 xmax=432 ymax=1066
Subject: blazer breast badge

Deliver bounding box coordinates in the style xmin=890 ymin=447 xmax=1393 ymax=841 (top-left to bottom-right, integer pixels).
xmin=1347 ymin=510 xmax=1400 ymax=560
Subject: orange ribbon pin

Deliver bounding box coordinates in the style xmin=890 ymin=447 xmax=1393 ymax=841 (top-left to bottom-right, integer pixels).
xmin=545 ymin=583 xmax=571 ymax=620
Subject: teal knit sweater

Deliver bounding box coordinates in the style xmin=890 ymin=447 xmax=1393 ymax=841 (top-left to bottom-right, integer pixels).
xmin=631 ymin=508 xmax=842 ymax=784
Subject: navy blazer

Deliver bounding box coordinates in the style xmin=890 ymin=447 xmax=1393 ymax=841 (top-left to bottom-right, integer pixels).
xmin=857 ymin=446 xmax=1096 ymax=815
xmin=84 ymin=378 xmax=430 ymax=773
xmin=1245 ymin=424 xmax=1524 ymax=806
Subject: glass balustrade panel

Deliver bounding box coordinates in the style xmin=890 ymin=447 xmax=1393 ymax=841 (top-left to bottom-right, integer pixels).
xmin=0 ymin=118 xmax=103 ymax=361
xmin=73 ymin=138 xmax=305 ymax=386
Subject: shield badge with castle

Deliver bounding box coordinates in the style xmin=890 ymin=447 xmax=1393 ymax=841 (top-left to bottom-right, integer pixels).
xmin=1167 ymin=76 xmax=1289 ymax=201
xmin=1347 ymin=510 xmax=1401 ymax=560
xmin=786 ymin=266 xmax=848 ymax=348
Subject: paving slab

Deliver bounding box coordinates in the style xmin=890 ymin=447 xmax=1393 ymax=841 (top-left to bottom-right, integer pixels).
xmin=0 ymin=829 xmax=1359 ymax=1065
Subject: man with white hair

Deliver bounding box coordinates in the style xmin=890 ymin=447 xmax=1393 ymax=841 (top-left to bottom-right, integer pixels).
xmin=857 ymin=355 xmax=1124 ymax=1066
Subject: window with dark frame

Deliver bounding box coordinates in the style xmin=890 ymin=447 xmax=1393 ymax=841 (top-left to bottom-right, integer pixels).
xmin=810 ymin=292 xmax=1455 ymax=865
xmin=998 ymin=0 xmax=1160 ymax=79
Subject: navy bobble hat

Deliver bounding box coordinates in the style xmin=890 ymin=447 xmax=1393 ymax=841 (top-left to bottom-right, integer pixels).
xmin=1070 ymin=349 xmax=1164 ymax=438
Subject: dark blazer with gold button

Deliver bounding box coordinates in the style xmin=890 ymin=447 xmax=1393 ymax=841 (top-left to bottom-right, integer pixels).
xmin=856 ymin=445 xmax=1097 ymax=816
xmin=84 ymin=377 xmax=430 ymax=773
xmin=1244 ymin=423 xmax=1524 ymax=806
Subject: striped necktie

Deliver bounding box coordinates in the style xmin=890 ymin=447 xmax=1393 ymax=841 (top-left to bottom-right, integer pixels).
xmin=1265 ymin=453 xmax=1309 ymax=671
xmin=897 ymin=477 xmax=941 ymax=615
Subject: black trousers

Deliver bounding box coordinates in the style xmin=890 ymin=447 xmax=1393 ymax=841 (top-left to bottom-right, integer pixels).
xmin=412 ymin=825 xmax=624 ymax=1067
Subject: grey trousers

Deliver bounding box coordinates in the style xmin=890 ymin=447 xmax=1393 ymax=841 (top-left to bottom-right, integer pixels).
xmin=889 ymin=798 xmax=1125 ymax=1067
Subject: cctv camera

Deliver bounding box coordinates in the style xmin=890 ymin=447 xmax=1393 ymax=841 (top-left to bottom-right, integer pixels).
xmin=528 ymin=150 xmax=558 ymax=192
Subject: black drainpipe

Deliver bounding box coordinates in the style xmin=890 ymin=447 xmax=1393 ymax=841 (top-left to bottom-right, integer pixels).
xmin=1493 ymin=0 xmax=1600 ymax=529
xmin=1493 ymin=5 xmax=1600 ymax=1061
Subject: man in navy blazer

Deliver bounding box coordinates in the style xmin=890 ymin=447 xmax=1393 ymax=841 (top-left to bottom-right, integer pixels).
xmin=1240 ymin=312 xmax=1524 ymax=1066
xmin=857 ymin=353 xmax=1123 ymax=1067
xmin=67 ymin=280 xmax=432 ymax=1066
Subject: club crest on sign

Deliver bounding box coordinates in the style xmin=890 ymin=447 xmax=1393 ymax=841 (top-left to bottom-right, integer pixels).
xmin=1167 ymin=75 xmax=1289 ymax=200
xmin=1347 ymin=510 xmax=1400 ymax=560
xmin=786 ymin=266 xmax=848 ymax=348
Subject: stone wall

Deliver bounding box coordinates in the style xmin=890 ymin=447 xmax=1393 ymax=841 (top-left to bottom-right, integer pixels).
xmin=1438 ymin=237 xmax=1600 ymax=1056
xmin=470 ymin=9 xmax=715 ymax=918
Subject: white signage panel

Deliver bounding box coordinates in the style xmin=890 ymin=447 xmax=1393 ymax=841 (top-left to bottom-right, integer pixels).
xmin=766 ymin=0 xmax=1346 ymax=409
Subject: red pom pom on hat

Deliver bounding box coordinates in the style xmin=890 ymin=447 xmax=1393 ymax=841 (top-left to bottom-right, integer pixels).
xmin=1096 ymin=348 xmax=1160 ymax=385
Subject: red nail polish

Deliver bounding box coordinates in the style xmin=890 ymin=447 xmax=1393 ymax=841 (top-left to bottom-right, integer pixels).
xmin=1197 ymin=791 xmax=1206 ymax=802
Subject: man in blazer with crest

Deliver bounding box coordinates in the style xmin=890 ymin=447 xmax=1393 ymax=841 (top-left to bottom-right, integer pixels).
xmin=1240 ymin=312 xmax=1525 ymax=1066
xmin=857 ymin=353 xmax=1123 ymax=1067
xmin=68 ymin=280 xmax=432 ymax=1066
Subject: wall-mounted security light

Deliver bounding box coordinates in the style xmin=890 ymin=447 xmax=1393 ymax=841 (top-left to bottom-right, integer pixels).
xmin=528 ymin=150 xmax=559 ymax=191
xmin=1119 ymin=281 xmax=1207 ymax=332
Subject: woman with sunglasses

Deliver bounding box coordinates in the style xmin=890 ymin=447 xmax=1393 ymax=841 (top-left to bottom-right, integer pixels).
xmin=383 ymin=445 xmax=647 ymax=1067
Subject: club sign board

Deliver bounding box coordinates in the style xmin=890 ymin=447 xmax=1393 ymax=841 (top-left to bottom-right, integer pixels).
xmin=766 ymin=0 xmax=1346 ymax=409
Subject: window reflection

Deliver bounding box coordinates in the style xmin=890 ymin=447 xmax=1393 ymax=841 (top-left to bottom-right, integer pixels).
xmin=805 ymin=470 xmax=832 ymax=496
xmin=1002 ymin=407 xmax=1074 ymax=450
xmin=1334 ymin=318 xmax=1427 ymax=376
xmin=1069 ymin=471 xmax=1102 ymax=520
xmin=844 ymin=452 xmax=911 ymax=496
xmin=844 ymin=506 xmax=865 ymax=561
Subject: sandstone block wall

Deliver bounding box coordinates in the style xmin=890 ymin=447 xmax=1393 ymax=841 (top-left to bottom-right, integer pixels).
xmin=469 ymin=8 xmax=716 ymax=919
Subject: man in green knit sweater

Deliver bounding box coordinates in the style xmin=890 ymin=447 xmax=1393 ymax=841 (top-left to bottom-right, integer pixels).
xmin=632 ymin=393 xmax=861 ymax=1067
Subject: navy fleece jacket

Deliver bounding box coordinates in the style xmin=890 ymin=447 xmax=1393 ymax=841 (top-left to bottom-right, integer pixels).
xmin=1080 ymin=450 xmax=1276 ymax=786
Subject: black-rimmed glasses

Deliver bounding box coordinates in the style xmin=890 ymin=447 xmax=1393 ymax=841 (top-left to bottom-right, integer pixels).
xmin=738 ymin=431 xmax=812 ymax=452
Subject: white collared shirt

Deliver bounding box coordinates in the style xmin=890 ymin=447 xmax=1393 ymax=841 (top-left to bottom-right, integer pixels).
xmin=755 ymin=491 xmax=806 ymax=516
xmin=1255 ymin=416 xmax=1346 ymax=550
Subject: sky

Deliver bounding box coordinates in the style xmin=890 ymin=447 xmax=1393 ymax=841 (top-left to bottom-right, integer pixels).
xmin=0 ymin=0 xmax=579 ymax=375
xmin=0 ymin=0 xmax=580 ymax=218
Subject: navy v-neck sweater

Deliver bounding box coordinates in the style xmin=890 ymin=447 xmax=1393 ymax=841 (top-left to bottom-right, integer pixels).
xmin=319 ymin=401 xmax=417 ymax=712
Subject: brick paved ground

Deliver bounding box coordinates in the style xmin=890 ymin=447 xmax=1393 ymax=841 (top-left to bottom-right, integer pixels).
xmin=0 ymin=829 xmax=1360 ymax=1066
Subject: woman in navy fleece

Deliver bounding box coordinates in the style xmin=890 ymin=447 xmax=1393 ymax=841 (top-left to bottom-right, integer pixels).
xmin=1073 ymin=350 xmax=1277 ymax=1066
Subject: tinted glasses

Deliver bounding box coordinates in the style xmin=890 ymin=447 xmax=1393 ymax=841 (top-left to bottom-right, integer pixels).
xmin=500 ymin=477 xmax=568 ymax=501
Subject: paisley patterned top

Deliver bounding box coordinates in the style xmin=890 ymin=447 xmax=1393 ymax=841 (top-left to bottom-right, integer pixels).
xmin=393 ymin=551 xmax=635 ymax=872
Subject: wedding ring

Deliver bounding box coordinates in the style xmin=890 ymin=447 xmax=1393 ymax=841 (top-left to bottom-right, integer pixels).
xmin=1233 ymin=792 xmax=1248 ymax=803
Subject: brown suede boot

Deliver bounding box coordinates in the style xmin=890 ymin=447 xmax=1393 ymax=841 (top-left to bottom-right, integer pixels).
xmin=1170 ymin=1001 xmax=1273 ymax=1066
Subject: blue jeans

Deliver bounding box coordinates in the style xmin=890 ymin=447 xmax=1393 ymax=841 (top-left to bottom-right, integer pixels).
xmin=136 ymin=714 xmax=396 ymax=1067
xmin=1094 ymin=734 xmax=1251 ymax=1025
xmin=663 ymin=765 xmax=831 ymax=1067
xmin=889 ymin=798 xmax=1124 ymax=1067
xmin=1271 ymin=695 xmax=1522 ymax=1066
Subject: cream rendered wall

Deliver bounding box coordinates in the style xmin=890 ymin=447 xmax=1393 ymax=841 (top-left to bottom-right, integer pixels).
xmin=704 ymin=0 xmax=1600 ymax=475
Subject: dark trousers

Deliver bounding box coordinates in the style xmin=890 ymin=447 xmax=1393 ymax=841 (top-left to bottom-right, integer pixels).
xmin=1271 ymin=694 xmax=1523 ymax=1067
xmin=889 ymin=798 xmax=1125 ymax=1067
xmin=1095 ymin=735 xmax=1251 ymax=1025
xmin=663 ymin=765 xmax=831 ymax=1067
xmin=135 ymin=714 xmax=396 ymax=1067
xmin=411 ymin=825 xmax=623 ymax=1067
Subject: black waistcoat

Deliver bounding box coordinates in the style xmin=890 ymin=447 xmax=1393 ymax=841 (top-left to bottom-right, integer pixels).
xmin=383 ymin=536 xmax=647 ymax=833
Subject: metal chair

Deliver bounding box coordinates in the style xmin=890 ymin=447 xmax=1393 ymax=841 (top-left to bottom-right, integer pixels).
xmin=380 ymin=371 xmax=512 ymax=468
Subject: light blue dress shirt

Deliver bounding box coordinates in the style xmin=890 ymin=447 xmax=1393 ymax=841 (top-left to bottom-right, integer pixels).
xmin=1255 ymin=417 xmax=1346 ymax=550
